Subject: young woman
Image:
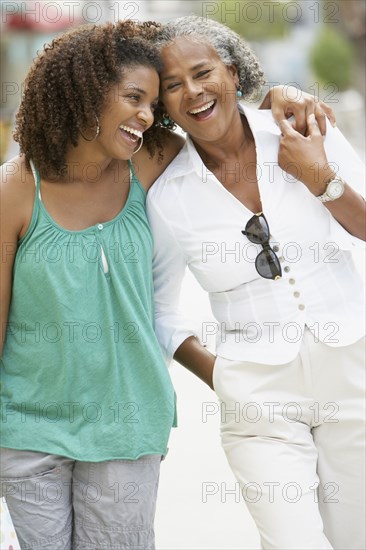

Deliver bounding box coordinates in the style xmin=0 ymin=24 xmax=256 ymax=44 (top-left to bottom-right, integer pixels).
xmin=147 ymin=16 xmax=366 ymax=550
xmin=0 ymin=20 xmax=183 ymax=550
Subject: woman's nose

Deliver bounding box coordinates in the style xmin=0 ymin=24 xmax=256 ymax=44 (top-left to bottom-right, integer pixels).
xmin=136 ymin=105 xmax=154 ymax=127
xmin=184 ymin=79 xmax=204 ymax=99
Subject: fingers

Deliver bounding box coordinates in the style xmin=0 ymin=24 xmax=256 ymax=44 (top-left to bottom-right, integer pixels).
xmin=312 ymin=106 xmax=327 ymax=135
xmin=283 ymin=89 xmax=308 ymax=135
xmin=287 ymin=94 xmax=336 ymax=136
xmin=278 ymin=118 xmax=299 ymax=138
xmin=266 ymin=85 xmax=297 ymax=124
xmin=288 ymin=108 xmax=307 ymax=135
xmin=306 ymin=113 xmax=322 ymax=138
xmin=318 ymin=100 xmax=336 ymax=127
xmin=270 ymin=103 xmax=288 ymax=126
xmin=279 ymin=113 xmax=321 ymax=144
xmin=303 ymin=99 xmax=336 ymax=136
xmin=293 ymin=101 xmax=330 ymax=137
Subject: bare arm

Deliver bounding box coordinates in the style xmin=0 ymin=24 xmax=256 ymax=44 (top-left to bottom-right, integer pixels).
xmin=260 ymin=85 xmax=336 ymax=136
xmin=133 ymin=131 xmax=185 ymax=190
xmin=324 ymin=185 xmax=366 ymax=241
xmin=0 ymin=157 xmax=34 ymax=356
xmin=174 ymin=336 xmax=216 ymax=390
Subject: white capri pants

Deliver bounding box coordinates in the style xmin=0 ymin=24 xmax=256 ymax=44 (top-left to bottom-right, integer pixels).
xmin=213 ymin=330 xmax=365 ymax=550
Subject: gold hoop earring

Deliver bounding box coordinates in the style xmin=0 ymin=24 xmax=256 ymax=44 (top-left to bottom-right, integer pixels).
xmin=132 ymin=134 xmax=143 ymax=155
xmin=80 ymin=115 xmax=100 ymax=141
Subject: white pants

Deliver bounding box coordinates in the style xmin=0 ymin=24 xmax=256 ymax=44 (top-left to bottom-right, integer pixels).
xmin=213 ymin=330 xmax=365 ymax=550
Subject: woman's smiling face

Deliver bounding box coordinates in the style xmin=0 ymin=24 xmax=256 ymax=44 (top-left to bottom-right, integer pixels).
xmin=159 ymin=37 xmax=240 ymax=144
xmin=96 ymin=65 xmax=160 ymax=160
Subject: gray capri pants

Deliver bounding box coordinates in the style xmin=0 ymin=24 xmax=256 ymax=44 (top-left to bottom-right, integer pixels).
xmin=0 ymin=449 xmax=161 ymax=549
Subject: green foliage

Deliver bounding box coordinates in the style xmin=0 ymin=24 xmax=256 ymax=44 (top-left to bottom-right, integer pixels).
xmin=209 ymin=0 xmax=290 ymax=41
xmin=310 ymin=27 xmax=356 ymax=91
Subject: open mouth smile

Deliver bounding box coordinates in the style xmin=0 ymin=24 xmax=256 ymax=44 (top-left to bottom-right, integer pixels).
xmin=188 ymin=100 xmax=216 ymax=120
xmin=119 ymin=125 xmax=143 ymax=144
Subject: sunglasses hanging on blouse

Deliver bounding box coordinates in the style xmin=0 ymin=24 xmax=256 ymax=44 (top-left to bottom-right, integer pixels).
xmin=242 ymin=212 xmax=282 ymax=280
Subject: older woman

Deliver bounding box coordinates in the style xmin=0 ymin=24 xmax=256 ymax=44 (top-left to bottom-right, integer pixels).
xmin=147 ymin=16 xmax=365 ymax=550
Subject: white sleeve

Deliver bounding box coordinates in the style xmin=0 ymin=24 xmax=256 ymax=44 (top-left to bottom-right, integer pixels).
xmin=323 ymin=120 xmax=365 ymax=250
xmin=147 ymin=195 xmax=198 ymax=363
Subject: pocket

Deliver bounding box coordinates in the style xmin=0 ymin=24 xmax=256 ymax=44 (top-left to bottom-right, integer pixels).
xmin=0 ymin=448 xmax=59 ymax=482
xmin=0 ymin=463 xmax=69 ymax=544
xmin=0 ymin=448 xmax=62 ymax=500
xmin=1 ymin=466 xmax=60 ymax=484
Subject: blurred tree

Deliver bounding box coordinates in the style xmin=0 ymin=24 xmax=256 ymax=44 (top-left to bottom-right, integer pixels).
xmin=310 ymin=26 xmax=356 ymax=91
xmin=210 ymin=0 xmax=290 ymax=41
xmin=335 ymin=0 xmax=365 ymax=96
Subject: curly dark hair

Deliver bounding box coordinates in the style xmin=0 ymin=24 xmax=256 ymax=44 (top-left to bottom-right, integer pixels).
xmin=14 ymin=20 xmax=168 ymax=179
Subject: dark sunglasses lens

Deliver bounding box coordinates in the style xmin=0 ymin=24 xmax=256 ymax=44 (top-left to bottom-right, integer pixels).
xmin=255 ymin=249 xmax=282 ymax=279
xmin=245 ymin=216 xmax=270 ymax=244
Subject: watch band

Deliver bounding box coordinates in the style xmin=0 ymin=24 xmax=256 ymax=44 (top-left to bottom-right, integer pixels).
xmin=317 ymin=176 xmax=345 ymax=203
xmin=318 ymin=192 xmax=333 ymax=203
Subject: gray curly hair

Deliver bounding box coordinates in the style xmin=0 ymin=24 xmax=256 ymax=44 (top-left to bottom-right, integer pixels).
xmin=153 ymin=15 xmax=265 ymax=101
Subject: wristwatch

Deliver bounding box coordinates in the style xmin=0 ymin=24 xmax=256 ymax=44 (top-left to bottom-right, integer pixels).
xmin=317 ymin=176 xmax=345 ymax=203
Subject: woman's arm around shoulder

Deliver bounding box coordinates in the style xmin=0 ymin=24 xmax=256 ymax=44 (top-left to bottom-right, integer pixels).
xmin=260 ymin=84 xmax=336 ymax=135
xmin=132 ymin=130 xmax=185 ymax=191
xmin=0 ymin=156 xmax=35 ymax=356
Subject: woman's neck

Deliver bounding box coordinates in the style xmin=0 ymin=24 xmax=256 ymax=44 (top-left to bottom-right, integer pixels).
xmin=62 ymin=146 xmax=128 ymax=185
xmin=192 ymin=112 xmax=254 ymax=169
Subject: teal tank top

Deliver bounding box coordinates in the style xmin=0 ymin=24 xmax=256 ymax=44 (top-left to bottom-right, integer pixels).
xmin=1 ymin=161 xmax=176 ymax=461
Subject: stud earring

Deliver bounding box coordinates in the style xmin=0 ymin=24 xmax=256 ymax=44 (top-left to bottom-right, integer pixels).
xmin=162 ymin=114 xmax=171 ymax=127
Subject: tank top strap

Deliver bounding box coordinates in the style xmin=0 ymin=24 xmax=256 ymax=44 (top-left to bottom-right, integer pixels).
xmin=29 ymin=159 xmax=42 ymax=201
xmin=127 ymin=159 xmax=146 ymax=198
xmin=17 ymin=161 xmax=42 ymax=245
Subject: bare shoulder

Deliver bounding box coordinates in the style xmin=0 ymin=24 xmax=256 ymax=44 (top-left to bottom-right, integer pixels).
xmin=133 ymin=131 xmax=185 ymax=191
xmin=161 ymin=131 xmax=185 ymax=161
xmin=1 ymin=155 xmax=35 ymax=195
xmin=1 ymin=155 xmax=36 ymax=239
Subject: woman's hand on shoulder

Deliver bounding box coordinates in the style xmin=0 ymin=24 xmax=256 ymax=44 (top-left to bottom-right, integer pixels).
xmin=278 ymin=114 xmax=335 ymax=195
xmin=260 ymin=84 xmax=336 ymax=136
xmin=279 ymin=114 xmax=366 ymax=240
xmin=133 ymin=130 xmax=185 ymax=191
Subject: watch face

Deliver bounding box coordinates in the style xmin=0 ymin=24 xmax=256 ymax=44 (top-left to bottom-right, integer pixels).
xmin=327 ymin=180 xmax=344 ymax=199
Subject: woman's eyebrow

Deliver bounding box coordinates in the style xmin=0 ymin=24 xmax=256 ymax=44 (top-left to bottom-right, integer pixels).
xmin=161 ymin=62 xmax=209 ymax=82
xmin=122 ymin=85 xmax=146 ymax=94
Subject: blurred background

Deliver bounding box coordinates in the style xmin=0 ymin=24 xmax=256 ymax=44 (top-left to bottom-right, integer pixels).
xmin=0 ymin=1 xmax=365 ymax=548
xmin=1 ymin=0 xmax=365 ymax=162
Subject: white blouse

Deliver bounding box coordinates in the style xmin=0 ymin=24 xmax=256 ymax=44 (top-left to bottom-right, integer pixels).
xmin=147 ymin=105 xmax=365 ymax=365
